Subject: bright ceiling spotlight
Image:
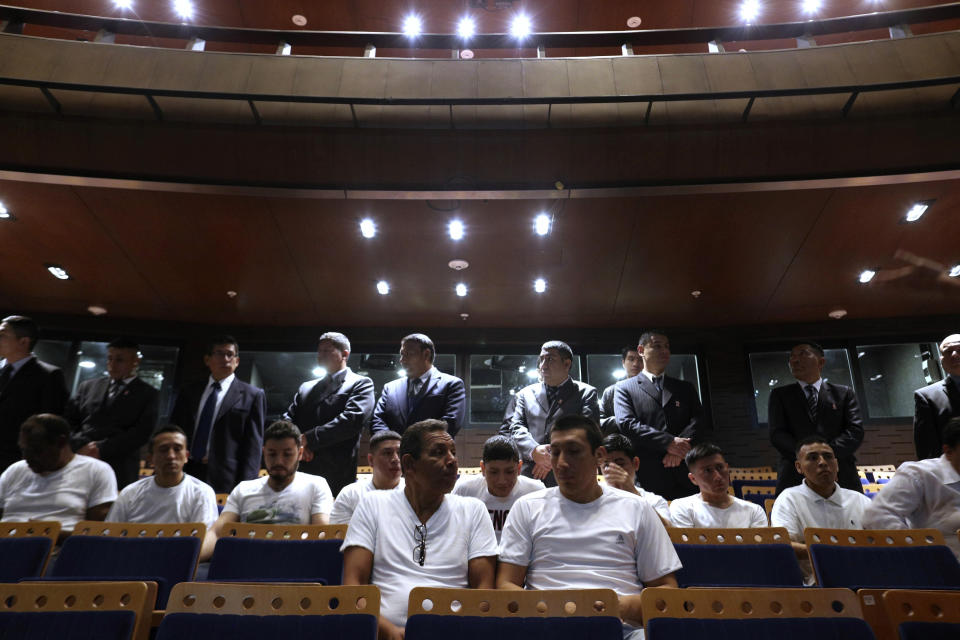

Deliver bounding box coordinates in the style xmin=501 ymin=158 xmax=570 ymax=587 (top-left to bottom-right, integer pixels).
xmin=740 ymin=0 xmax=760 ymax=23
xmin=457 ymin=16 xmax=476 ymax=39
xmin=455 ymin=283 xmax=468 ymax=297
xmin=534 ymin=278 xmax=546 ymax=293
xmin=46 ymin=264 xmax=70 ymax=280
xmin=78 ymin=360 xmax=96 ymax=369
xmin=0 ymin=202 xmax=9 ymax=219
xmin=533 ymin=213 xmax=551 ymax=236
xmin=360 ymin=218 xmax=376 ymax=238
xmin=949 ymin=265 xmax=960 ymax=278
xmin=510 ymin=14 xmax=532 ymax=39
xmin=113 ymin=0 xmax=133 ymax=9
xmin=801 ymin=0 xmax=822 ymax=14
xmin=448 ymin=219 xmax=465 ymax=241
xmin=904 ymin=201 xmax=932 ymax=222
xmin=403 ymin=14 xmax=422 ymax=37
xmin=376 ymin=280 xmax=390 ymax=295
xmin=858 ymin=269 xmax=876 ymax=284
xmin=173 ymin=0 xmax=194 ymax=19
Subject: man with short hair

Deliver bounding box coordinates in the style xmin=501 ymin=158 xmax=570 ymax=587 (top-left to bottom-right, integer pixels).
xmin=371 ymin=334 xmax=466 ymax=437
xmin=771 ymin=436 xmax=872 ymax=582
xmin=505 ymin=340 xmax=599 ymax=486
xmin=600 ymin=433 xmax=671 ymax=522
xmin=342 ymin=419 xmax=497 ymax=639
xmin=913 ymin=334 xmax=960 ymax=460
xmin=769 ymin=342 xmax=864 ymax=494
xmin=329 ymin=429 xmax=404 ymax=525
xmin=170 ymin=335 xmax=266 ymax=494
xmin=498 ymin=415 xmax=681 ymax=638
xmin=0 ymin=413 xmax=117 ymax=537
xmin=107 ymin=425 xmax=219 ymax=560
xmin=66 ymin=338 xmax=159 ymax=488
xmin=614 ymin=330 xmax=708 ymax=500
xmin=864 ymin=416 xmax=960 ymax=559
xmin=284 ymin=331 xmax=375 ymax=496
xmin=669 ymin=443 xmax=767 ymax=528
xmin=211 ymin=421 xmax=332 ymax=536
xmin=599 ymin=347 xmax=643 ymax=435
xmin=0 ymin=316 xmax=68 ymax=472
xmin=452 ymin=435 xmax=545 ymax=542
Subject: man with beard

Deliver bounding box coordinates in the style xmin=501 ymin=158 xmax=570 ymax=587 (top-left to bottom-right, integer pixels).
xmin=329 ymin=429 xmax=404 ymax=525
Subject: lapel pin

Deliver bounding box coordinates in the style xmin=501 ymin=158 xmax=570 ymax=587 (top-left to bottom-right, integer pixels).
xmin=832 ymin=403 xmax=837 ymax=410
xmin=675 ymin=401 xmax=680 ymax=407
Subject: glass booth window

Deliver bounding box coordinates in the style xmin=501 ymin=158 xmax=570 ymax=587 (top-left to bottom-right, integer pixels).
xmin=584 ymin=353 xmax=702 ymax=400
xmin=32 ymin=340 xmax=73 ymax=371
xmin=470 ymin=355 xmax=582 ymax=425
xmin=72 ymin=341 xmax=180 ymax=421
xmin=749 ymin=348 xmax=854 ymax=424
xmin=856 ymin=343 xmax=944 ymax=419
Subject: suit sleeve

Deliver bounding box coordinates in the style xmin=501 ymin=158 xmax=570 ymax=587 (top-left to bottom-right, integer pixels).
xmin=441 ymin=377 xmax=466 ymax=437
xmin=676 ymin=383 xmax=707 ymax=442
xmin=768 ymin=389 xmax=795 ymax=459
xmin=828 ymin=387 xmax=863 ymax=459
xmin=913 ymin=390 xmax=939 ymax=460
xmin=65 ymin=386 xmax=90 ymax=449
xmin=613 ymin=384 xmax=674 ymax=454
xmin=370 ymin=388 xmax=390 ymax=434
xmin=40 ymin=367 xmax=68 ymax=416
xmin=507 ymin=392 xmax=539 ymax=462
xmin=303 ymin=378 xmax=376 ymax=449
xmin=581 ymin=385 xmax=600 ymax=421
xmin=599 ymin=386 xmax=618 ymax=434
xmin=98 ymin=387 xmax=159 ymax=461
xmin=236 ymin=388 xmax=266 ymax=484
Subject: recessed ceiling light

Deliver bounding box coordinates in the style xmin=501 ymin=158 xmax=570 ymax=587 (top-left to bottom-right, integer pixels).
xmin=691 ymin=290 xmax=703 ymax=298
xmin=291 ymin=14 xmax=307 ymax=26
xmin=510 ymin=14 xmax=532 ymax=39
xmin=226 ymin=290 xmax=238 ymax=298
xmin=113 ymin=0 xmax=133 ymax=9
xmin=534 ymin=278 xmax=546 ymax=293
xmin=460 ymin=49 xmax=474 ymax=59
xmin=457 ymin=16 xmax=476 ymax=39
xmin=626 ymin=16 xmax=642 ymax=28
xmin=828 ymin=308 xmax=847 ymax=319
xmin=173 ymin=0 xmax=194 ymax=19
xmin=0 ymin=202 xmax=10 ymax=219
xmin=949 ymin=265 xmax=960 ymax=278
xmin=740 ymin=0 xmax=760 ymax=23
xmin=87 ymin=305 xmax=108 ymax=316
xmin=78 ymin=360 xmax=96 ymax=369
xmin=801 ymin=0 xmax=821 ymax=14
xmin=45 ymin=264 xmax=70 ymax=280
xmin=312 ymin=366 xmax=326 ymax=378
xmin=403 ymin=14 xmax=422 ymax=37
xmin=858 ymin=269 xmax=876 ymax=284
xmin=360 ymin=218 xmax=376 ymax=238
xmin=376 ymin=280 xmax=390 ymax=295
xmin=904 ymin=200 xmax=934 ymax=222
xmin=455 ymin=283 xmax=468 ymax=297
xmin=533 ymin=213 xmax=551 ymax=236
xmin=448 ymin=219 xmax=465 ymax=241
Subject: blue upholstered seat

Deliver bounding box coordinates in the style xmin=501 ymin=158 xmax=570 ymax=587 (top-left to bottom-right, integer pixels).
xmin=647 ymin=616 xmax=876 ymax=640
xmin=673 ymin=544 xmax=804 ymax=587
xmin=810 ymin=545 xmax=960 ymax=590
xmin=157 ymin=613 xmax=376 ymax=640
xmin=898 ymin=621 xmax=960 ymax=640
xmin=0 ymin=610 xmax=136 ymax=640
xmin=206 ymin=538 xmax=343 ymax=585
xmin=405 ymin=615 xmax=623 ymax=640
xmin=0 ymin=537 xmax=53 ymax=582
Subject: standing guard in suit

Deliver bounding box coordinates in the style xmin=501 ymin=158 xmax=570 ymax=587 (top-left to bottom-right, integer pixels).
xmin=913 ymin=334 xmax=960 ymax=460
xmin=66 ymin=338 xmax=159 ymax=488
xmin=284 ymin=331 xmax=375 ymax=497
xmin=599 ymin=346 xmax=643 ymax=435
xmin=169 ymin=335 xmax=266 ymax=494
xmin=370 ymin=333 xmax=465 ymax=437
xmin=614 ymin=330 xmax=708 ymax=500
xmin=0 ymin=315 xmax=68 ymax=473
xmin=769 ymin=342 xmax=864 ymax=495
xmin=503 ymin=340 xmax=599 ymax=487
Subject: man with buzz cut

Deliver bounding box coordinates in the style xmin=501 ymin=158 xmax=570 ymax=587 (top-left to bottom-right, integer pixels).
xmin=669 ymin=443 xmax=767 ymax=528
xmin=599 ymin=347 xmax=643 ymax=435
xmin=329 ymin=429 xmax=404 ymax=525
xmin=498 ymin=415 xmax=681 ymax=639
xmin=599 ymin=433 xmax=671 ymax=523
xmin=452 ymin=435 xmax=545 ymax=542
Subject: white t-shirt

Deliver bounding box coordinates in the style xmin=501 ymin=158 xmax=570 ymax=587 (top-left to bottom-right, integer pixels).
xmin=106 ymin=474 xmax=219 ymax=528
xmin=341 ymin=489 xmax=498 ymax=627
xmin=452 ymin=474 xmax=545 ymax=542
xmin=224 ymin=472 xmax=333 ymax=524
xmin=0 ymin=455 xmax=117 ymax=531
xmin=329 ymin=477 xmax=404 ymax=525
xmin=499 ymin=485 xmax=682 ymax=593
xmin=669 ymin=494 xmax=768 ymax=528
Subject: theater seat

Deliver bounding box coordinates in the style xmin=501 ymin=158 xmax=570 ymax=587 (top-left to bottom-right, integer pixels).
xmin=668 ymin=527 xmax=804 ymax=587
xmin=208 ymin=523 xmax=347 ymax=584
xmin=0 ymin=521 xmax=60 ymax=582
xmin=881 ymin=589 xmax=960 ymax=640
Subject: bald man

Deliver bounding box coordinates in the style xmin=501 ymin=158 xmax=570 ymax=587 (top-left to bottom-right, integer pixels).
xmin=914 ymin=334 xmax=960 ymax=460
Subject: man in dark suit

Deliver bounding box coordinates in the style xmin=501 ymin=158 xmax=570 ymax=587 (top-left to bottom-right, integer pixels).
xmin=370 ymin=333 xmax=465 ymax=437
xmin=66 ymin=338 xmax=159 ymax=488
xmin=502 ymin=340 xmax=599 ymax=487
xmin=599 ymin=346 xmax=643 ymax=435
xmin=0 ymin=315 xmax=68 ymax=472
xmin=169 ymin=335 xmax=266 ymax=494
xmin=614 ymin=330 xmax=708 ymax=500
xmin=769 ymin=341 xmax=864 ymax=495
xmin=913 ymin=334 xmax=960 ymax=460
xmin=284 ymin=331 xmax=375 ymax=497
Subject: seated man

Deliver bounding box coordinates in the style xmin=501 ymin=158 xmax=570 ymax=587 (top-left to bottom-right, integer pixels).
xmin=342 ymin=419 xmax=497 ymax=640
xmin=452 ymin=435 xmax=545 ymax=542
xmin=330 ymin=429 xmax=404 ymax=525
xmin=212 ymin=421 xmax=333 ymax=537
xmin=669 ymin=443 xmax=767 ymax=528
xmin=498 ymin=415 xmax=681 ymax=639
xmin=600 ymin=433 xmax=671 ymax=523
xmin=107 ymin=425 xmax=219 ymax=560
xmin=0 ymin=413 xmax=117 ymax=538
xmin=864 ymin=416 xmax=960 ymax=558
xmin=771 ymin=435 xmax=872 ymax=582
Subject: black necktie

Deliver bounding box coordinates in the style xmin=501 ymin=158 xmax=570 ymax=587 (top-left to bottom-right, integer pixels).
xmin=546 ymin=385 xmax=560 ymax=405
xmin=0 ymin=364 xmax=12 ymax=395
xmin=806 ymin=385 xmax=819 ymax=423
xmin=653 ymin=375 xmax=663 ymax=400
xmin=107 ymin=379 xmax=124 ymax=404
xmin=191 ymin=381 xmax=221 ymax=461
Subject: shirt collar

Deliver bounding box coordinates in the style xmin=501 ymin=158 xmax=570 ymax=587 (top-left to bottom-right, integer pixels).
xmin=936 ymin=454 xmax=960 ymax=485
xmin=208 ymin=372 xmax=235 ymax=389
xmin=801 ymin=479 xmax=841 ymax=504
xmin=1 ymin=354 xmax=34 ymax=374
xmin=113 ymin=374 xmax=137 ymax=385
xmin=799 ymin=378 xmax=823 ymax=392
xmin=642 ymin=370 xmax=664 ymax=383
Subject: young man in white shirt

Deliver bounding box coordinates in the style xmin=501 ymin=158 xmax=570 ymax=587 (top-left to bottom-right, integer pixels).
xmin=212 ymin=421 xmax=332 ymax=538
xmin=107 ymin=425 xmax=219 ymax=560
xmin=771 ymin=435 xmax=872 ymax=582
xmin=864 ymin=417 xmax=960 ymax=558
xmin=342 ymin=419 xmax=497 ymax=640
xmin=600 ymin=433 xmax=671 ymax=523
xmin=669 ymin=443 xmax=767 ymax=528
xmin=452 ymin=435 xmax=545 ymax=542
xmin=0 ymin=413 xmax=116 ymax=540
xmin=329 ymin=429 xmax=403 ymax=525
xmin=498 ymin=415 xmax=681 ymax=639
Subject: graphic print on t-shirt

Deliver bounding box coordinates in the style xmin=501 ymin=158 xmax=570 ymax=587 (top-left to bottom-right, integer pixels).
xmin=242 ymin=497 xmax=303 ymax=524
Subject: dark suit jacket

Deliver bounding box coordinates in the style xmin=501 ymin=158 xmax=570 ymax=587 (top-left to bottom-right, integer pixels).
xmin=914 ymin=377 xmax=960 ymax=460
xmin=613 ymin=373 xmax=708 ymax=499
xmin=170 ymin=377 xmax=266 ymax=494
xmin=370 ymin=368 xmax=466 ymax=437
xmin=599 ymin=383 xmax=619 ymax=435
xmin=768 ymin=381 xmax=864 ymax=493
xmin=0 ymin=357 xmax=68 ymax=471
xmin=504 ymin=378 xmax=599 ymax=487
xmin=66 ymin=376 xmax=159 ymax=488
xmin=283 ymin=367 xmax=375 ymax=496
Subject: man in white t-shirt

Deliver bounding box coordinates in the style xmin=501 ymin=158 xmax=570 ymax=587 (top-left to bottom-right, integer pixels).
xmin=498 ymin=415 xmax=681 ymax=638
xmin=452 ymin=435 xmax=545 ymax=542
xmin=600 ymin=433 xmax=671 ymax=523
xmin=771 ymin=436 xmax=872 ymax=582
xmin=0 ymin=413 xmax=117 ymax=538
xmin=211 ymin=421 xmax=333 ymax=538
xmin=107 ymin=425 xmax=219 ymax=559
xmin=329 ymin=429 xmax=403 ymax=524
xmin=669 ymin=443 xmax=767 ymax=528
xmin=342 ymin=419 xmax=497 ymax=640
